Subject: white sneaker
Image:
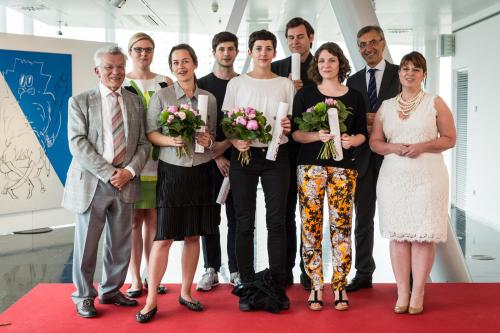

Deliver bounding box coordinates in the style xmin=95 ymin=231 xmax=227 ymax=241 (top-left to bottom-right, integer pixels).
xmin=230 ymin=272 xmax=241 ymax=286
xmin=196 ymin=267 xmax=219 ymax=291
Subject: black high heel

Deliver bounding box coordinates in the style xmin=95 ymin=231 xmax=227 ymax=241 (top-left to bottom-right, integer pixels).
xmin=308 ymin=289 xmax=323 ymax=311
xmin=136 ymin=306 xmax=157 ymax=323
xmin=334 ymin=289 xmax=349 ymax=311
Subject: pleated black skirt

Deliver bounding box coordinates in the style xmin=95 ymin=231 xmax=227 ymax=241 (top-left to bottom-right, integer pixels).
xmin=155 ymin=160 xmax=218 ymax=240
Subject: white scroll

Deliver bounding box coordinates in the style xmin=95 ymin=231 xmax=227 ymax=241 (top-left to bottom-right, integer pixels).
xmin=216 ymin=176 xmax=231 ymax=205
xmin=266 ymin=102 xmax=289 ymax=161
xmin=195 ymin=94 xmax=209 ymax=153
xmin=291 ymin=53 xmax=300 ymax=81
xmin=327 ymin=108 xmax=343 ymax=161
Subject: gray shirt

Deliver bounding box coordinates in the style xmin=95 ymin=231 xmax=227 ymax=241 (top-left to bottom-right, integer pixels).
xmin=146 ymin=82 xmax=217 ymax=167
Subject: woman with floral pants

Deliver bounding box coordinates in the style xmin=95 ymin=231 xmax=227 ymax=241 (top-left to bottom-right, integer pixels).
xmin=292 ymin=42 xmax=367 ymax=311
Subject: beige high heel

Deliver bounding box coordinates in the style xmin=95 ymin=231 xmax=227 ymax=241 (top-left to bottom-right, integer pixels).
xmin=394 ymin=304 xmax=409 ymax=314
xmin=408 ymin=306 xmax=423 ymax=315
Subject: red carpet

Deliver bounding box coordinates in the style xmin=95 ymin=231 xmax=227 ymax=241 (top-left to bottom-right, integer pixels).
xmin=1 ymin=283 xmax=499 ymax=332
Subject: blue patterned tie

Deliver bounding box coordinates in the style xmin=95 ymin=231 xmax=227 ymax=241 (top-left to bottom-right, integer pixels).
xmin=367 ymin=68 xmax=378 ymax=111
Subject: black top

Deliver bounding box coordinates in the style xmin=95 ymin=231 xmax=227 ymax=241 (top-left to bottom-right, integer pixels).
xmin=197 ymin=72 xmax=232 ymax=159
xmin=292 ymin=85 xmax=368 ymax=169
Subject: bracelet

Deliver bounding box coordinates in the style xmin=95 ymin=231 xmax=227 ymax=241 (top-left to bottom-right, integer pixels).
xmin=208 ymin=138 xmax=214 ymax=150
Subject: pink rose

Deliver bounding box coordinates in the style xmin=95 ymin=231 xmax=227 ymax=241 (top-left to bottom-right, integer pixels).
xmin=246 ymin=119 xmax=258 ymax=131
xmin=325 ymin=98 xmax=335 ymax=106
xmin=167 ymin=114 xmax=175 ymax=123
xmin=168 ymin=105 xmax=178 ymax=113
xmin=180 ymin=103 xmax=190 ymax=110
xmin=236 ymin=116 xmax=247 ymax=126
xmin=228 ymin=110 xmax=234 ymax=118
xmin=177 ymin=111 xmax=186 ymax=120
xmin=306 ymin=107 xmax=313 ymax=113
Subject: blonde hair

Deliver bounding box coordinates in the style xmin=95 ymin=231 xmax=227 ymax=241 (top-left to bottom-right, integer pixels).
xmin=127 ymin=32 xmax=155 ymax=51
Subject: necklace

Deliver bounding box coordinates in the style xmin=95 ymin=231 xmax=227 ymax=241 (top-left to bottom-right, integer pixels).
xmin=396 ymin=90 xmax=425 ymax=120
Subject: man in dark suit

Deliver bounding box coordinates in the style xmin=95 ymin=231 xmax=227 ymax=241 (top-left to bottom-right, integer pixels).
xmin=346 ymin=25 xmax=400 ymax=291
xmin=271 ymin=17 xmax=314 ymax=289
xmin=62 ymin=46 xmax=148 ymax=317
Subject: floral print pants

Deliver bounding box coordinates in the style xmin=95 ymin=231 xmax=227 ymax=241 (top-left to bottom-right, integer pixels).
xmin=297 ymin=165 xmax=357 ymax=291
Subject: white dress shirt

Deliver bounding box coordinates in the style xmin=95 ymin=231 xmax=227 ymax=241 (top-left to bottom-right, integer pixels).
xmin=98 ymin=82 xmax=136 ymax=177
xmin=364 ymin=59 xmax=387 ymax=96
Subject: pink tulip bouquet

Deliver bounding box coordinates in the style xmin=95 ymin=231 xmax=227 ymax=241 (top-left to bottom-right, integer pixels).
xmin=221 ymin=106 xmax=272 ymax=165
xmin=294 ymin=98 xmax=352 ymax=159
xmin=158 ymin=103 xmax=205 ymax=158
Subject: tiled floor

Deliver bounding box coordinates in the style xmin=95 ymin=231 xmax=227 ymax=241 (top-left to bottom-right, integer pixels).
xmin=1 ymin=203 xmax=498 ymax=313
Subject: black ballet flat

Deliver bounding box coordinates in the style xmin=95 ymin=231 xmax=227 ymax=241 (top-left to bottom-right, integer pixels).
xmin=126 ymin=288 xmax=143 ymax=298
xmin=144 ymin=278 xmax=168 ymax=294
xmin=136 ymin=306 xmax=157 ymax=323
xmin=179 ymin=296 xmax=204 ymax=312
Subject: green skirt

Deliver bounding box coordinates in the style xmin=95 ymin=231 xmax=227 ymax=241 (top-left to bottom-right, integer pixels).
xmin=134 ymin=180 xmax=157 ymax=209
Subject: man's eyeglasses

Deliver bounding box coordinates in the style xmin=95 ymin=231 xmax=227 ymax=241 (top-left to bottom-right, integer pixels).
xmin=132 ymin=47 xmax=154 ymax=54
xmin=358 ymin=39 xmax=383 ymax=50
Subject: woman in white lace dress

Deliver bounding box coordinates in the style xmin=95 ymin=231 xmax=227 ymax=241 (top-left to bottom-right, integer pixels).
xmin=370 ymin=52 xmax=456 ymax=315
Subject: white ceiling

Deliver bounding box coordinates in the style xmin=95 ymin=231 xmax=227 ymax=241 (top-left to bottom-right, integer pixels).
xmin=1 ymin=0 xmax=499 ymax=45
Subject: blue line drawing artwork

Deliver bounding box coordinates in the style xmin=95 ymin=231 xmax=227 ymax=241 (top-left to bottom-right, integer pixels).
xmin=0 ymin=49 xmax=72 ymax=188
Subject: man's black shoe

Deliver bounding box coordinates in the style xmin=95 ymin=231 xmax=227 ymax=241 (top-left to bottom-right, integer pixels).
xmin=345 ymin=276 xmax=372 ymax=292
xmin=76 ymin=299 xmax=97 ymax=318
xmin=300 ymin=273 xmax=311 ymax=290
xmin=99 ymin=292 xmax=138 ymax=306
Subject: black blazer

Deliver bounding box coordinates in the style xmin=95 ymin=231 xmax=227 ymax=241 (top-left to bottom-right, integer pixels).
xmin=346 ymin=60 xmax=400 ymax=178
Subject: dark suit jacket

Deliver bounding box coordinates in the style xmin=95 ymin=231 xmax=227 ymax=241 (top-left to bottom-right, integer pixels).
xmin=346 ymin=60 xmax=400 ymax=177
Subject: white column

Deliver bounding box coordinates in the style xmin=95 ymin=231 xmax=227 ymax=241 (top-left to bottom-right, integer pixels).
xmin=329 ymin=0 xmax=393 ymax=71
xmin=105 ymin=27 xmax=115 ymax=43
xmin=225 ymin=0 xmax=248 ymax=34
xmin=424 ymin=38 xmax=439 ymax=95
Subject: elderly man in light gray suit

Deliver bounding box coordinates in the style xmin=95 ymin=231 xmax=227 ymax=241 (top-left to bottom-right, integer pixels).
xmin=62 ymin=45 xmax=148 ymax=318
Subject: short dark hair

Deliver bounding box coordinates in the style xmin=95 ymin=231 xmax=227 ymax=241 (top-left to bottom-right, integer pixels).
xmin=356 ymin=25 xmax=385 ymax=41
xmin=285 ymin=17 xmax=314 ymax=38
xmin=168 ymin=43 xmax=198 ymax=71
xmin=248 ymin=30 xmax=277 ymax=51
xmin=211 ymin=31 xmax=238 ymax=52
xmin=308 ymin=42 xmax=351 ymax=84
xmin=400 ymin=51 xmax=427 ymax=73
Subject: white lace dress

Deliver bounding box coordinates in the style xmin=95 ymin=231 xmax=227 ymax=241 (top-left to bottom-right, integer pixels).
xmin=377 ymin=93 xmax=448 ymax=243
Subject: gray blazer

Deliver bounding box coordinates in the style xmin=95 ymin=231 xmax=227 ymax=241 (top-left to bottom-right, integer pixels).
xmin=62 ymin=87 xmax=149 ymax=213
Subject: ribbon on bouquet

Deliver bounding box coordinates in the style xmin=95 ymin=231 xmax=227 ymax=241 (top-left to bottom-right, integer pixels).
xmin=266 ymin=101 xmax=289 ymax=161
xmin=195 ymin=94 xmax=209 ymax=153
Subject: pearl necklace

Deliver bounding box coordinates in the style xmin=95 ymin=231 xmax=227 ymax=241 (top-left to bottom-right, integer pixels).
xmin=396 ymin=90 xmax=425 ymax=120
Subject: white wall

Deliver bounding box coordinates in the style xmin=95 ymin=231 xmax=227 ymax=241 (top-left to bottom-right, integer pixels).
xmin=0 ymin=33 xmax=112 ymax=234
xmin=452 ymin=14 xmax=500 ymax=231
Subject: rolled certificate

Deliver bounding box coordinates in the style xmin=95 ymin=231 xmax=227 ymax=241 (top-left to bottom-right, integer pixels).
xmin=195 ymin=94 xmax=209 ymax=153
xmin=291 ymin=53 xmax=300 ymax=81
xmin=327 ymin=108 xmax=343 ymax=161
xmin=216 ymin=176 xmax=231 ymax=205
xmin=266 ymin=101 xmax=289 ymax=161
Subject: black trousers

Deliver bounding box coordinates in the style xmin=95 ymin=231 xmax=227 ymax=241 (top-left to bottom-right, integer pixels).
xmin=201 ymin=161 xmax=238 ymax=273
xmin=353 ymin=154 xmax=381 ymax=278
xmin=230 ymin=146 xmax=289 ymax=286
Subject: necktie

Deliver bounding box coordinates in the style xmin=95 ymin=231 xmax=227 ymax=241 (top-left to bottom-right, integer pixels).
xmin=367 ymin=68 xmax=378 ymax=111
xmin=111 ymin=91 xmax=126 ymax=166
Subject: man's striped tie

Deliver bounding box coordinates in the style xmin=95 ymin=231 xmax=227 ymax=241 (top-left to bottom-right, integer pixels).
xmin=111 ymin=91 xmax=126 ymax=166
xmin=367 ymin=68 xmax=378 ymax=111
